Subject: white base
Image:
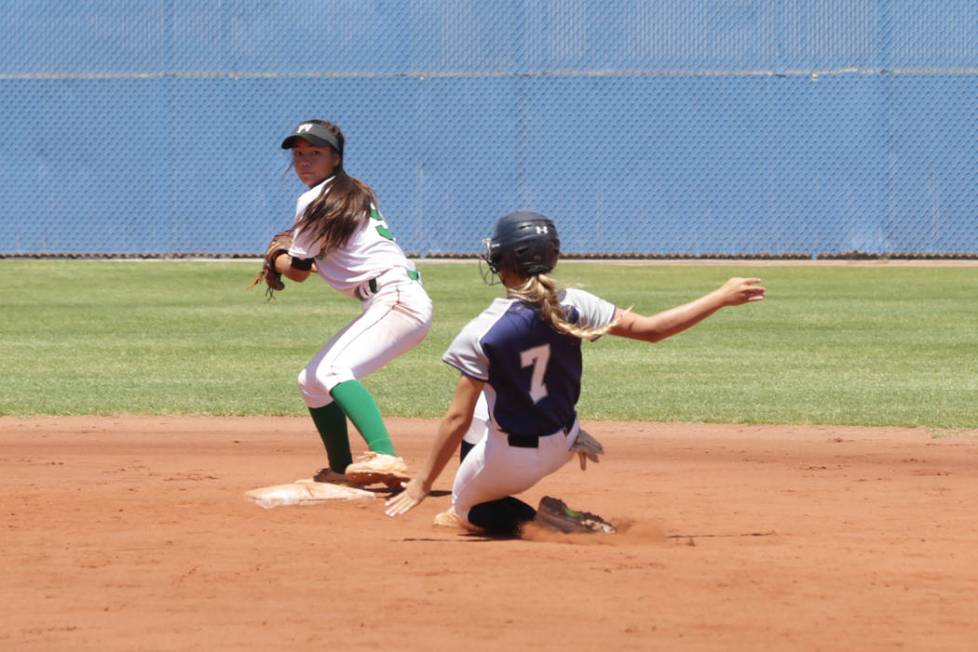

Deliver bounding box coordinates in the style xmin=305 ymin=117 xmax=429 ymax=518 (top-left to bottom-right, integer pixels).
xmin=245 ymin=478 xmax=376 ymax=509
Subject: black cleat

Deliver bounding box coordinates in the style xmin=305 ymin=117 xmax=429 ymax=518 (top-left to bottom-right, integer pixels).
xmin=535 ymin=496 xmax=617 ymax=534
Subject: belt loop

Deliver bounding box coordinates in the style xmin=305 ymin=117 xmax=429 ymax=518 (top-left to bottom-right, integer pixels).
xmin=357 ymin=278 xmax=375 ymax=301
xmin=360 ymin=268 xmax=417 ymax=300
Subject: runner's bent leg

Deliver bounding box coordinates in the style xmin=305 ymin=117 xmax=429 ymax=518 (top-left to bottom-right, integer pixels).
xmin=467 ymin=497 xmax=536 ymax=536
xmin=452 ymin=422 xmax=579 ymax=534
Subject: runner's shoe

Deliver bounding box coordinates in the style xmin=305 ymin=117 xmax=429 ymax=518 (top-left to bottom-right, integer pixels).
xmin=432 ymin=508 xmax=485 ymax=533
xmin=432 ymin=508 xmax=465 ymax=529
xmin=344 ymin=452 xmax=409 ymax=489
xmin=535 ymin=496 xmax=617 ymax=534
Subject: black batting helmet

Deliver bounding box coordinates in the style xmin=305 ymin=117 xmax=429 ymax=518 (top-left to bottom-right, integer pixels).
xmin=482 ymin=210 xmax=560 ymax=277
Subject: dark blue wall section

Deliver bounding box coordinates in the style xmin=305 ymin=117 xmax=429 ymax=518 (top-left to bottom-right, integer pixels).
xmin=1 ymin=1 xmax=974 ymax=255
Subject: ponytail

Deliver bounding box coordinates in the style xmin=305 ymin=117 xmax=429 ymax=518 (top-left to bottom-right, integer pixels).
xmin=506 ymin=274 xmax=618 ymax=339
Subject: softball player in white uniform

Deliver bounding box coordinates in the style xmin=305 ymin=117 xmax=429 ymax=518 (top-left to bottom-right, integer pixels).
xmin=274 ymin=119 xmax=432 ymax=486
xmin=386 ymin=211 xmax=765 ymax=535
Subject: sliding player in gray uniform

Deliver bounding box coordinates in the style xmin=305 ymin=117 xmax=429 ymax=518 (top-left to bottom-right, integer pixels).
xmin=386 ymin=211 xmax=765 ymax=535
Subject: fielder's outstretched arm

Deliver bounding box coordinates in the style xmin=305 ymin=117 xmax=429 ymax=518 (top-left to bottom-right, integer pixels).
xmin=609 ymin=276 xmax=765 ymax=343
xmin=385 ymin=374 xmax=484 ymax=517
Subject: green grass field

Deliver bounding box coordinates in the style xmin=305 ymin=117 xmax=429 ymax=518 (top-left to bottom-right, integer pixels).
xmin=1 ymin=260 xmax=975 ymax=428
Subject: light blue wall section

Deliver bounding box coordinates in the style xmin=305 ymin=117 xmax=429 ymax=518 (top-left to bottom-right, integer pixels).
xmin=1 ymin=1 xmax=975 ymax=255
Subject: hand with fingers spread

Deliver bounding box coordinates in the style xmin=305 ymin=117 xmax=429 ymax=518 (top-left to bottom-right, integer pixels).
xmin=716 ymin=276 xmax=766 ymax=306
xmin=385 ymin=477 xmax=430 ymax=517
xmin=570 ymin=428 xmax=605 ymax=470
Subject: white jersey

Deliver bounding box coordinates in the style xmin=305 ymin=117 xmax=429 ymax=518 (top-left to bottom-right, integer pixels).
xmin=288 ymin=176 xmax=417 ymax=298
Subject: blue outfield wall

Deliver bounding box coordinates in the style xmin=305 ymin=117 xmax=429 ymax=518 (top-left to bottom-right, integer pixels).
xmin=1 ymin=1 xmax=975 ymax=256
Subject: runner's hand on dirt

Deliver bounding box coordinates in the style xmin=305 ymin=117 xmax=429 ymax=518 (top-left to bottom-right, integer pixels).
xmin=385 ymin=477 xmax=428 ymax=516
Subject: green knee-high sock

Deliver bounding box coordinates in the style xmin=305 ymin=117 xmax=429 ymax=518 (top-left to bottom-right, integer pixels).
xmin=329 ymin=380 xmax=396 ymax=456
xmin=308 ymin=402 xmax=352 ymax=473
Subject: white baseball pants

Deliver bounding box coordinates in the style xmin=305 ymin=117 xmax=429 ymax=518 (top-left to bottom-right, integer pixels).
xmin=452 ymin=419 xmax=581 ymax=526
xmin=297 ymin=272 xmax=432 ymax=408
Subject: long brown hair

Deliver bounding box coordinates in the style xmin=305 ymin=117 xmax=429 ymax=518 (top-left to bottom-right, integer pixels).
xmin=506 ymin=274 xmax=618 ymax=339
xmin=293 ymin=120 xmax=377 ymax=254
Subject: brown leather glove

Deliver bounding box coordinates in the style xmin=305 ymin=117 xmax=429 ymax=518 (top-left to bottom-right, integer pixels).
xmin=248 ymin=230 xmax=293 ymax=299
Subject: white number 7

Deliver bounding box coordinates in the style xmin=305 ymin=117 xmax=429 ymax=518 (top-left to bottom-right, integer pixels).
xmin=520 ymin=344 xmax=551 ymax=403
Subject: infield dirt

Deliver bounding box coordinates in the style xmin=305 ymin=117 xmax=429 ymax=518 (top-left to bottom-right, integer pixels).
xmin=3 ymin=416 xmax=977 ymax=650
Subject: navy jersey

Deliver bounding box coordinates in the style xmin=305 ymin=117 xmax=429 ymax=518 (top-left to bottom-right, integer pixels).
xmin=443 ymin=289 xmax=616 ymax=437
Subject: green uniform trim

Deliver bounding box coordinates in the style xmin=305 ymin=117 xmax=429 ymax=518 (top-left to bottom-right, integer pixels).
xmin=308 ymin=402 xmax=352 ymax=472
xmin=330 ymin=380 xmax=396 ymax=456
xmin=369 ymin=207 xmax=395 ymax=240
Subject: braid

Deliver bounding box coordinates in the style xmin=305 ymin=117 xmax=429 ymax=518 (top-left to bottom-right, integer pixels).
xmin=507 ymin=274 xmax=617 ymax=339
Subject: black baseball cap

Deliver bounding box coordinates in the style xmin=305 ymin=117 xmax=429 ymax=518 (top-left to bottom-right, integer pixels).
xmin=281 ymin=122 xmax=342 ymax=153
